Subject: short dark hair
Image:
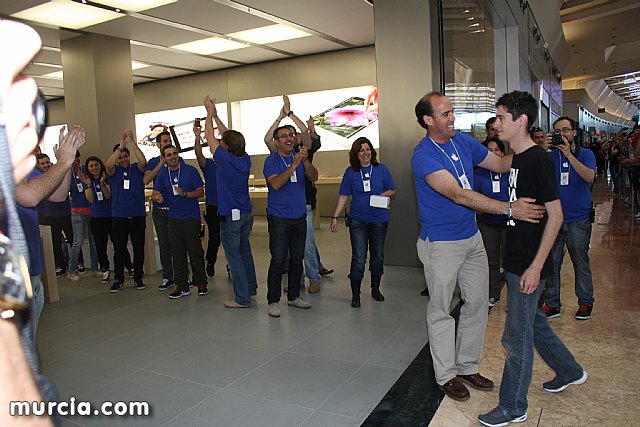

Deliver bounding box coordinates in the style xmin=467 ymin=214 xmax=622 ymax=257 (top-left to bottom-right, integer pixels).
xmin=273 ymin=125 xmax=296 ymax=141
xmin=349 ymin=137 xmax=379 ymax=171
xmin=495 ymin=90 xmax=537 ymax=132
xmin=75 ymin=150 xmax=81 ymax=158
xmin=485 ymin=117 xmax=497 ymax=131
xmin=35 ymin=153 xmax=50 ymax=161
xmin=84 ymin=156 xmax=106 ymax=178
xmin=553 ymin=116 xmax=576 ymax=130
xmin=155 ymin=131 xmax=171 ymax=144
xmin=112 ymin=143 xmax=129 ymax=155
xmin=415 ymin=91 xmax=444 ymax=130
xmin=222 ymin=130 xmax=246 ymax=157
xmin=530 ymin=126 xmax=543 ymax=134
xmin=160 ymin=144 xmax=177 ymax=157
xmin=482 ymin=137 xmax=505 ymax=153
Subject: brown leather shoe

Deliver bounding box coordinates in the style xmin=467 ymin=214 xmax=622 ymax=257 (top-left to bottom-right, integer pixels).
xmin=458 ymin=373 xmax=494 ymax=390
xmin=438 ymin=377 xmax=470 ymax=401
xmin=319 ymin=268 xmax=334 ymax=276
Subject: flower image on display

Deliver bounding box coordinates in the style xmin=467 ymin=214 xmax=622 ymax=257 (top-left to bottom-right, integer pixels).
xmin=325 ymin=107 xmax=373 ymax=127
xmin=314 ymin=96 xmax=378 ymax=139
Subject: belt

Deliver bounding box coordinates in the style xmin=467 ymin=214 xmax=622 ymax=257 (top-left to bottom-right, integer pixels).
xmin=154 ymin=207 xmax=170 ymax=211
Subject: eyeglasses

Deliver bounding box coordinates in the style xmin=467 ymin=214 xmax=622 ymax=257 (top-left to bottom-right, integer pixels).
xmin=277 ymin=133 xmax=296 ymax=139
xmin=555 ymin=127 xmax=574 ymax=134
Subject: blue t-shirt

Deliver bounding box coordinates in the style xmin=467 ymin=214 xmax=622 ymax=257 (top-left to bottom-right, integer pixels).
xmin=70 ymin=167 xmax=90 ymax=209
xmin=146 ymin=156 xmax=169 ymax=210
xmin=473 ymin=168 xmax=509 ymax=225
xmin=214 ymin=146 xmax=252 ymax=216
xmin=263 ymin=152 xmax=306 ymax=219
xmin=339 ymin=163 xmax=395 ymax=223
xmin=411 ymin=132 xmax=489 ymax=241
xmin=153 ymin=164 xmax=203 ymax=220
xmin=89 ymin=178 xmax=112 ymax=218
xmin=549 ymin=148 xmax=596 ymax=223
xmin=38 ymin=199 xmax=70 ymax=217
xmin=200 ymin=158 xmax=219 ymax=206
xmin=17 ymin=169 xmax=45 ymax=275
xmin=110 ymin=163 xmax=146 ymax=218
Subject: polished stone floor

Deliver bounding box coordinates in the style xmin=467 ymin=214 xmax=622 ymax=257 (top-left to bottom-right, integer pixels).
xmin=36 ymin=175 xmax=639 ymax=426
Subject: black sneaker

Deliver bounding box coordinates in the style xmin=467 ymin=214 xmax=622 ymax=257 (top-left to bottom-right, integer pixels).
xmin=158 ymin=279 xmax=174 ymax=291
xmin=169 ymin=288 xmax=190 ymax=299
xmin=206 ymin=263 xmax=215 ymax=277
xmin=575 ymin=304 xmax=593 ymax=320
xmin=110 ymin=280 xmax=123 ymax=293
xmin=540 ymin=303 xmax=561 ymax=319
xmin=77 ymin=263 xmax=86 ymax=274
xmin=543 ymin=371 xmax=588 ymax=393
xmin=128 ymin=268 xmax=134 ymax=278
xmin=55 ymin=268 xmax=67 ymax=277
xmin=197 ymin=284 xmax=208 ymax=296
xmin=135 ymin=280 xmax=146 ymax=290
xmin=488 ymin=297 xmax=500 ymax=307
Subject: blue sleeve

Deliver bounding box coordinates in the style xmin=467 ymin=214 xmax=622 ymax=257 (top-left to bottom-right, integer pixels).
xmin=580 ymin=149 xmax=597 ymax=170
xmin=213 ymin=146 xmax=226 ymax=165
xmin=146 ymin=157 xmax=159 ymax=171
xmin=191 ymin=167 xmax=204 ymax=189
xmin=339 ymin=167 xmax=353 ymax=196
xmin=469 ymin=137 xmax=489 ymax=166
xmin=412 ymin=144 xmax=446 ymax=178
xmin=153 ymin=170 xmax=165 ymax=191
xmin=381 ymin=164 xmax=395 ymax=190
xmin=263 ymin=155 xmax=279 ymax=179
xmin=473 ymin=169 xmax=483 ymax=192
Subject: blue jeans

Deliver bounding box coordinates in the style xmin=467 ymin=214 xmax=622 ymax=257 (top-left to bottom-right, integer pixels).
xmin=221 ymin=214 xmax=258 ymax=306
xmin=302 ymin=205 xmax=320 ymax=283
xmin=348 ymin=218 xmax=388 ymax=280
xmin=267 ymin=215 xmax=306 ymax=304
xmin=31 ymin=275 xmax=44 ymax=340
xmin=545 ymin=218 xmax=595 ymax=308
xmin=68 ymin=212 xmax=88 ymax=273
xmin=499 ymin=272 xmax=583 ymax=417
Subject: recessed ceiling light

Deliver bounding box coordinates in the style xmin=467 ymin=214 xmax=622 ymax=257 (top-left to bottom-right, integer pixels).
xmin=90 ymin=0 xmax=177 ymax=12
xmin=228 ymin=24 xmax=310 ymax=45
xmin=171 ymin=37 xmax=249 ymax=55
xmin=11 ymin=1 xmax=121 ymax=30
xmin=32 ymin=62 xmax=63 ymax=69
xmin=131 ymin=61 xmax=150 ymax=70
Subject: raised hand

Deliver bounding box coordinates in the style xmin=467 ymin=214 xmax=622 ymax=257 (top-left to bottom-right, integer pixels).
xmin=204 ymin=95 xmax=216 ymax=115
xmin=283 ymin=95 xmax=291 ymax=115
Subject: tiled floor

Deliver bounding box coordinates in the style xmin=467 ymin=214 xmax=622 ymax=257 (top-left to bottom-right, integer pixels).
xmin=37 ymin=175 xmax=640 ymax=426
xmin=37 ymin=216 xmax=429 ymax=427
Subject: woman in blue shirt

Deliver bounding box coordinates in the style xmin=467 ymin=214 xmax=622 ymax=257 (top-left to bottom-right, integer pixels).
xmin=473 ymin=137 xmax=509 ymax=308
xmin=330 ymin=137 xmax=396 ymax=307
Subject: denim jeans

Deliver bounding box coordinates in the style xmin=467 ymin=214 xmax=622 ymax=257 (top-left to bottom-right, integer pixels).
xmin=266 ymin=215 xmax=306 ymax=304
xmin=152 ymin=209 xmax=173 ymax=281
xmin=221 ymin=213 xmax=258 ymax=306
xmin=302 ymin=205 xmax=321 ymax=283
xmin=545 ymin=217 xmax=595 ymax=308
xmin=348 ymin=218 xmax=388 ymax=280
xmin=68 ymin=212 xmax=88 ymax=273
xmin=499 ymin=272 xmax=583 ymax=417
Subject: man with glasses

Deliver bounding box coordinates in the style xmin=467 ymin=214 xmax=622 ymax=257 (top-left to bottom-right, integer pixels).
xmin=540 ymin=116 xmax=596 ymax=320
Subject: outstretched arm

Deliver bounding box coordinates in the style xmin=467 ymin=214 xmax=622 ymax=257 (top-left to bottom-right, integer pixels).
xmin=126 ymin=129 xmax=147 ymax=172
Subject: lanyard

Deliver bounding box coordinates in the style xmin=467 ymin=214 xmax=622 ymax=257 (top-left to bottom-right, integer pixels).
xmin=558 ymin=151 xmax=571 ymax=174
xmin=429 ymin=136 xmax=467 ymax=180
xmin=123 ymin=165 xmax=131 ymax=179
xmin=491 ymin=172 xmax=501 ymax=181
xmin=278 ymin=153 xmax=294 ymax=168
xmin=359 ymin=164 xmax=373 ymax=182
xmin=168 ymin=166 xmax=181 ymax=188
xmin=72 ymin=168 xmax=82 ymax=185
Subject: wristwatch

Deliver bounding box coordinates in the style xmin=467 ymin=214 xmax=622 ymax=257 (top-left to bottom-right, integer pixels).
xmin=0 ymin=234 xmax=33 ymax=328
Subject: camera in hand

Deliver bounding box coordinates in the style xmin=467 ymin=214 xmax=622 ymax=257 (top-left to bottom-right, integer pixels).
xmin=550 ymin=131 xmax=563 ymax=146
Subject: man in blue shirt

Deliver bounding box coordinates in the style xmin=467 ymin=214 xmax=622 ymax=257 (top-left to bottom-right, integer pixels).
xmin=540 ymin=117 xmax=597 ymax=320
xmin=263 ymin=125 xmax=318 ymax=318
xmin=152 ymin=145 xmax=207 ymax=299
xmin=105 ymin=130 xmax=148 ymax=292
xmin=411 ymin=92 xmax=544 ymax=401
xmin=144 ymin=131 xmax=176 ymax=290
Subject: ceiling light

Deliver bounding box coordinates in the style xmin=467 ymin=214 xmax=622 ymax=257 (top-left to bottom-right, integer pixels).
xmin=228 ymin=24 xmax=310 ymax=45
xmin=42 ymin=46 xmax=61 ymax=52
xmin=622 ymin=77 xmax=637 ymax=84
xmin=131 ymin=61 xmax=150 ymax=70
xmin=469 ymin=23 xmax=480 ymax=27
xmin=11 ymin=1 xmax=122 ymax=30
xmin=171 ymin=37 xmax=249 ymax=55
xmin=90 ymin=0 xmax=177 ymax=12
xmin=467 ymin=17 xmax=475 ymax=20
xmin=464 ymin=9 xmax=470 ymax=13
xmin=42 ymin=71 xmax=64 ymax=80
xmin=32 ymin=62 xmax=63 ymax=69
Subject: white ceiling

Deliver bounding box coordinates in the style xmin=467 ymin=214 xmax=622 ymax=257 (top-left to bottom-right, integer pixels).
xmin=0 ymin=0 xmax=374 ymax=100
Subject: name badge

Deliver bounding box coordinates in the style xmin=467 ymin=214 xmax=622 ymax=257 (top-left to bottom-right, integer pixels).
xmin=172 ymin=184 xmax=180 ymax=195
xmin=123 ymin=180 xmax=130 ymax=190
xmin=459 ymin=173 xmax=471 ymax=190
xmin=560 ymin=172 xmax=569 ymax=186
xmin=363 ymin=180 xmax=371 ymax=192
xmin=492 ymin=181 xmax=500 ymax=193
xmin=96 ymin=191 xmax=104 ymax=201
xmin=76 ymin=183 xmax=83 ymax=192
xmin=290 ymin=170 xmax=297 ymax=183
xmin=231 ymin=208 xmax=240 ymax=221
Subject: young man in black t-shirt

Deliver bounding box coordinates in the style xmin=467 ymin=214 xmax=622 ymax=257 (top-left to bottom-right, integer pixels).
xmin=478 ymin=91 xmax=587 ymax=427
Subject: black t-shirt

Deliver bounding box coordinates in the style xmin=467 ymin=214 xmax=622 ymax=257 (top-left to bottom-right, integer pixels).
xmin=504 ymin=145 xmax=560 ymax=278
xmin=304 ymin=135 xmax=321 ymax=209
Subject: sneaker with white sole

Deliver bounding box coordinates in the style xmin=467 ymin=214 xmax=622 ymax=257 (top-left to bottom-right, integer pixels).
xmin=169 ymin=288 xmax=190 ymax=299
xmin=287 ymin=297 xmax=312 ymax=309
xmin=224 ymin=300 xmax=249 ymax=308
xmin=67 ymin=273 xmax=80 ymax=282
xmin=478 ymin=407 xmax=527 ymax=427
xmin=158 ymin=279 xmax=174 ymax=291
xmin=101 ymin=270 xmax=110 ymax=284
xmin=268 ymin=303 xmax=281 ymax=317
xmin=543 ymin=371 xmax=588 ymax=393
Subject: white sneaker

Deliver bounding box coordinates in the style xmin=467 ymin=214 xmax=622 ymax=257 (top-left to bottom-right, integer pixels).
xmin=101 ymin=270 xmax=110 ymax=284
xmin=268 ymin=303 xmax=281 ymax=317
xmin=634 ymin=212 xmax=640 ymax=219
xmin=287 ymin=297 xmax=312 ymax=309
